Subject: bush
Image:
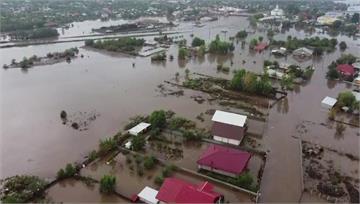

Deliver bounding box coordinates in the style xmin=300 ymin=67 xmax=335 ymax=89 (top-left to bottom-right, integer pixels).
xmin=235 ymin=172 xmax=254 ymax=189
xmin=209 ymin=35 xmax=234 ymax=54
xmin=144 ymin=156 xmax=157 ymax=170
xmin=88 ymin=150 xmax=98 ymax=162
xmin=131 ymin=135 xmax=146 ymax=151
xmin=154 ymin=175 xmax=164 ymax=185
xmin=0 ymin=175 xmax=47 ymax=203
xmin=98 ymin=137 xmax=117 ymax=156
xmin=236 ymin=30 xmax=248 ymax=38
xmin=191 ymin=37 xmax=205 ymax=47
xmin=339 ymin=41 xmax=347 ymax=50
xmin=57 ymin=163 xmax=77 ymax=179
xmin=99 ymin=175 xmax=116 ymax=194
xmin=178 ymin=47 xmax=189 ymax=59
xmin=149 ymin=110 xmax=166 ymax=129
xmin=337 ymin=91 xmax=356 ymax=107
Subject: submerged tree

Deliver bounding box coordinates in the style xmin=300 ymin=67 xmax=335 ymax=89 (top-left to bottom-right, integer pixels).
xmin=99 ymin=175 xmax=116 ymax=194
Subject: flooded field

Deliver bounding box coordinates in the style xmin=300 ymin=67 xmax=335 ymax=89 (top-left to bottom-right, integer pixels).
xmin=1 ymin=15 xmax=359 ymax=202
xmin=45 ymin=178 xmax=127 ymax=202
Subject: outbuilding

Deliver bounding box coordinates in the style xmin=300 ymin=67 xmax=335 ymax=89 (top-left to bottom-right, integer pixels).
xmin=128 ymin=122 xmax=151 ymax=136
xmin=293 ymin=47 xmax=313 ymax=58
xmin=137 ymin=186 xmax=159 ymax=204
xmin=321 ymin=96 xmax=337 ymax=109
xmin=211 ymin=110 xmax=247 ymax=145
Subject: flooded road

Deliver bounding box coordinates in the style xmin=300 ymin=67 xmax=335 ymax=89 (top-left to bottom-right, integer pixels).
xmin=0 ymin=16 xmax=359 ymax=202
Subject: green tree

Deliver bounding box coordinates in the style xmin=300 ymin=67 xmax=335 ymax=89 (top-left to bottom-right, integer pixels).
xmin=351 ymin=13 xmax=359 ymax=24
xmin=149 ymin=110 xmax=166 ymax=128
xmin=178 ymin=47 xmax=188 ymax=59
xmin=144 ymin=156 xmax=157 ymax=170
xmin=99 ymin=175 xmax=116 ymax=194
xmin=236 ymin=30 xmax=248 ymax=38
xmin=235 ymin=172 xmax=254 ymax=189
xmin=191 ymin=37 xmax=205 ymax=47
xmin=249 ymin=38 xmax=258 ymax=49
xmin=337 ymin=91 xmax=356 ymax=107
xmin=131 ymin=135 xmax=146 ymax=151
xmin=339 ymin=41 xmax=347 ymax=50
xmin=258 ymin=36 xmax=263 ymax=42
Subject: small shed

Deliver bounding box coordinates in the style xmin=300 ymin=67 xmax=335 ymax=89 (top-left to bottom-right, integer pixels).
xmin=321 ymin=96 xmax=337 ymax=109
xmin=128 ymin=122 xmax=151 ymax=136
xmin=137 ymin=186 xmax=159 ymax=204
xmin=293 ymin=47 xmax=313 ymax=57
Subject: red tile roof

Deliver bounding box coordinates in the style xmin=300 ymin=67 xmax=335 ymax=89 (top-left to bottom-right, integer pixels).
xmin=255 ymin=42 xmax=268 ymax=52
xmin=212 ymin=122 xmax=245 ymax=141
xmin=337 ymin=64 xmax=355 ymax=76
xmin=197 ymin=144 xmax=251 ymax=175
xmin=156 ymin=178 xmax=221 ymax=203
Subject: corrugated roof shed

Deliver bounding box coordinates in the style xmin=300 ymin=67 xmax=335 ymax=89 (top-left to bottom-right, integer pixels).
xmin=211 ymin=110 xmax=247 ymax=127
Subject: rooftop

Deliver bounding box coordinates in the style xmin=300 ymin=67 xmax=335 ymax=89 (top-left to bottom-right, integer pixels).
xmin=211 ymin=110 xmax=247 ymax=127
xmin=321 ymin=96 xmax=337 ymax=108
xmin=137 ymin=186 xmax=159 ymax=204
xmin=197 ymin=144 xmax=251 ymax=175
xmin=128 ymin=122 xmax=151 ymax=136
xmin=156 ymin=178 xmax=221 ymax=203
xmin=337 ymin=64 xmax=355 ymax=76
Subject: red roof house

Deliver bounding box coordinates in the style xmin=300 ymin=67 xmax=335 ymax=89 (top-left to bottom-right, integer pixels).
xmin=254 ymin=42 xmax=268 ymax=52
xmin=337 ymin=64 xmax=355 ymax=77
xmin=156 ymin=178 xmax=222 ymax=203
xmin=197 ymin=144 xmax=251 ymax=177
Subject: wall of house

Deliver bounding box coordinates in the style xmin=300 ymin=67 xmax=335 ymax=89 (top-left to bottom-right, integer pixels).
xmin=198 ymin=165 xmax=237 ymax=177
xmin=213 ymin=135 xmax=240 ymax=145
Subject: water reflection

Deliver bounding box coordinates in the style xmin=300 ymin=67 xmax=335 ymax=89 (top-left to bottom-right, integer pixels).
xmin=276 ymin=97 xmax=289 ymax=114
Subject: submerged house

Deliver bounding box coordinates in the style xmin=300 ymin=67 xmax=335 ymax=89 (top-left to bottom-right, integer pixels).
xmin=197 ymin=144 xmax=251 ymax=177
xmin=337 ymin=64 xmax=355 ymax=79
xmin=156 ymin=178 xmax=222 ymax=203
xmin=211 ymin=110 xmax=247 ymax=145
xmin=128 ymin=122 xmax=151 ymax=136
xmin=293 ymin=47 xmax=313 ymax=58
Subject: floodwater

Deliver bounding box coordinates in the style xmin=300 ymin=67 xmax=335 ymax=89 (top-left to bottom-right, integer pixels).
xmin=46 ymin=178 xmax=127 ymax=202
xmin=1 ymin=16 xmax=359 ymax=202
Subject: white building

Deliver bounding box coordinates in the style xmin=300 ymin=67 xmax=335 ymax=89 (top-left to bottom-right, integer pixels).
xmin=271 ymin=5 xmax=284 ymax=17
xmin=128 ymin=122 xmax=151 ymax=136
xmin=321 ymin=96 xmax=337 ymax=109
xmin=211 ymin=110 xmax=247 ymax=145
xmin=137 ymin=186 xmax=159 ymax=204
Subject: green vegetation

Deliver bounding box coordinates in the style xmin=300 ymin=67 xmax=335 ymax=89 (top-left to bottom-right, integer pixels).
xmin=209 ymin=35 xmax=234 ymax=54
xmin=168 ymin=117 xmax=196 ymax=130
xmin=191 ymin=37 xmax=205 ymax=47
xmin=0 ymin=175 xmax=47 ymax=203
xmin=151 ymin=52 xmax=166 ymax=61
xmin=182 ymin=130 xmax=202 ymax=141
xmin=154 ymin=164 xmax=177 ymax=185
xmin=149 ymin=110 xmax=167 ymax=129
xmin=336 ymin=120 xmax=346 ymax=135
xmin=249 ymin=38 xmax=258 ymax=49
xmin=201 ymin=170 xmax=258 ymax=192
xmin=270 ymin=36 xmax=338 ymax=53
xmin=57 ymin=163 xmax=77 ymax=179
xmin=98 ymin=137 xmax=117 ymax=156
xmin=88 ymin=150 xmax=98 ymax=162
xmin=8 ymin=28 xmax=59 ymax=40
xmin=337 ymin=91 xmax=358 ymax=110
xmin=85 ymin=37 xmax=145 ymax=54
xmin=131 ymin=135 xmax=146 ymax=151
xmin=287 ymin=65 xmax=314 ymax=80
xmin=99 ymin=175 xmax=116 ymax=194
xmin=339 ymin=41 xmax=347 ymax=50
xmin=178 ymin=47 xmax=189 ymax=59
xmin=143 ymin=156 xmax=157 ymax=170
xmin=280 ymin=75 xmax=294 ymax=90
xmin=230 ymin=69 xmax=274 ymax=96
xmin=217 ymin=64 xmax=230 ymax=73
xmin=236 ymin=30 xmax=248 ymax=39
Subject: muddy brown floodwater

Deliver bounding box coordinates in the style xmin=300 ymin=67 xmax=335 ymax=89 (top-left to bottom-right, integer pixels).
xmin=0 ymin=16 xmax=359 ymax=202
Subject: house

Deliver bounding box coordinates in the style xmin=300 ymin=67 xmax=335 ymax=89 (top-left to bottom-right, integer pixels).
xmin=337 ymin=64 xmax=355 ymax=78
xmin=137 ymin=186 xmax=159 ymax=204
xmin=197 ymin=144 xmax=251 ymax=177
xmin=254 ymin=42 xmax=268 ymax=52
xmin=156 ymin=178 xmax=222 ymax=203
xmin=211 ymin=110 xmax=247 ymax=145
xmin=321 ymin=96 xmax=337 ymax=109
xmin=271 ymin=5 xmax=284 ymax=17
xmin=128 ymin=122 xmax=151 ymax=136
xmin=271 ymin=47 xmax=287 ymax=56
xmin=293 ymin=47 xmax=313 ymax=58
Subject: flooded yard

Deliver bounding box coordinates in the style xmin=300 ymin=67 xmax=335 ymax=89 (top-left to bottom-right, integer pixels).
xmin=45 ymin=178 xmax=127 ymax=202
